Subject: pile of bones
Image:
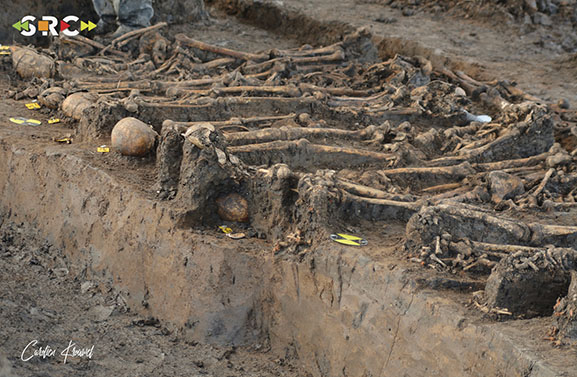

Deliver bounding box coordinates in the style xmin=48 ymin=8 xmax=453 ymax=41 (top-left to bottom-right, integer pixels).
xmin=4 ymin=24 xmax=577 ymax=343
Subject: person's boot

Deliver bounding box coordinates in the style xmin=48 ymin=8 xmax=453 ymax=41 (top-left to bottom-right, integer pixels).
xmin=94 ymin=17 xmax=117 ymax=35
xmin=110 ymin=24 xmax=140 ymax=38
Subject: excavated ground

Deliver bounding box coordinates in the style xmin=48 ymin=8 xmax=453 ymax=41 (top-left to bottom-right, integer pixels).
xmin=0 ymin=20 xmax=306 ymax=376
xmin=1 ymin=1 xmax=577 ymax=377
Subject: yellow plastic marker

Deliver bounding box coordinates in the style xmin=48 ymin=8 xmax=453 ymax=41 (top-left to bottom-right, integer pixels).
xmin=9 ymin=117 xmax=41 ymax=126
xmin=330 ymin=233 xmax=368 ymax=246
xmin=54 ymin=137 xmax=72 ymax=144
xmin=48 ymin=118 xmax=61 ymax=124
xmin=0 ymin=51 xmax=10 ymax=55
xmin=25 ymin=102 xmax=41 ymax=110
xmin=97 ymin=145 xmax=110 ymax=153
xmin=0 ymin=46 xmax=10 ymax=55
xmin=219 ymin=225 xmax=233 ymax=234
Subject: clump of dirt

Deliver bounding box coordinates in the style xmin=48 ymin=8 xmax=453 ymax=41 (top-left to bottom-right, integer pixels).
xmin=173 ymin=124 xmax=244 ymax=227
xmin=552 ymin=271 xmax=577 ymax=343
xmin=484 ymin=248 xmax=575 ymax=318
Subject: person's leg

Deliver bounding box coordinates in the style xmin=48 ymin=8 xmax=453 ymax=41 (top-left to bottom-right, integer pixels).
xmin=116 ymin=0 xmax=154 ymax=28
xmin=92 ymin=0 xmax=117 ymax=34
xmin=109 ymin=0 xmax=154 ymax=37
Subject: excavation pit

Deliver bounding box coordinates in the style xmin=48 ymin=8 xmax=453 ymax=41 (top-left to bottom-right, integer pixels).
xmin=1 ymin=1 xmax=577 ymax=376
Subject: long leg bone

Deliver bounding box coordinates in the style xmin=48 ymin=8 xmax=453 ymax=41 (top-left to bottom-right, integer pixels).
xmin=68 ymin=35 xmax=128 ymax=58
xmin=168 ymin=85 xmax=302 ymax=98
xmin=163 ymin=114 xmax=296 ymax=132
xmin=228 ymin=139 xmax=395 ymax=169
xmin=473 ymin=152 xmax=549 ymax=171
xmin=138 ymin=97 xmax=319 ymax=122
xmin=407 ymin=203 xmax=577 ymax=249
xmin=378 ymin=163 xmax=475 ymax=190
xmin=175 ymin=34 xmax=268 ymax=62
xmin=340 ymin=191 xmax=421 ymax=222
xmin=224 ymin=124 xmax=386 ymax=146
xmin=427 ymin=112 xmax=554 ymax=167
xmin=335 ymin=179 xmax=416 ymax=201
xmin=111 ymin=22 xmax=168 ymax=48
xmin=164 ymin=117 xmax=275 ymax=131
xmin=290 ymin=49 xmax=345 ymax=65
xmin=271 ymin=43 xmax=343 ymax=58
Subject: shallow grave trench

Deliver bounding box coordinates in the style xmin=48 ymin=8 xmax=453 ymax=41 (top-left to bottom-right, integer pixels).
xmin=2 ymin=2 xmax=577 ymax=376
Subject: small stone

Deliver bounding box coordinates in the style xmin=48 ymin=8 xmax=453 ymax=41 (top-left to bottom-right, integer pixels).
xmin=374 ymin=15 xmax=397 ymax=24
xmin=454 ymin=87 xmax=467 ymax=97
xmin=532 ymin=12 xmax=552 ymax=26
xmin=81 ymin=281 xmax=96 ymax=294
xmin=90 ymin=305 xmax=114 ymax=322
xmin=558 ymin=98 xmax=570 ymax=109
xmin=215 ymin=148 xmax=227 ymax=165
xmin=523 ymin=13 xmax=533 ymax=25
xmin=402 ymin=8 xmax=415 ymax=17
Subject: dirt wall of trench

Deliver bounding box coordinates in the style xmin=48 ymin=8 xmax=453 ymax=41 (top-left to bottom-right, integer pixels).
xmin=0 ymin=137 xmax=269 ymax=346
xmin=207 ymin=0 xmax=483 ymax=76
xmin=266 ymin=249 xmax=569 ymax=377
xmin=0 ymin=133 xmax=571 ymax=376
xmin=1 ymin=0 xmax=576 ymax=374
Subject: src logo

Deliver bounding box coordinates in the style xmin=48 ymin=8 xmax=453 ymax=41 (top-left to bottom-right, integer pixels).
xmin=13 ymin=16 xmax=97 ymax=37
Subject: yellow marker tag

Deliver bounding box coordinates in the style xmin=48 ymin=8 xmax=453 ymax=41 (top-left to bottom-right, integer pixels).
xmin=219 ymin=225 xmax=232 ymax=234
xmin=54 ymin=137 xmax=72 ymax=144
xmin=330 ymin=233 xmax=368 ymax=246
xmin=25 ymin=102 xmax=41 ymax=110
xmin=9 ymin=117 xmax=25 ymax=125
xmin=48 ymin=118 xmax=61 ymax=124
xmin=9 ymin=117 xmax=41 ymax=126
xmin=97 ymin=145 xmax=110 ymax=153
xmin=0 ymin=51 xmax=10 ymax=55
xmin=0 ymin=46 xmax=10 ymax=50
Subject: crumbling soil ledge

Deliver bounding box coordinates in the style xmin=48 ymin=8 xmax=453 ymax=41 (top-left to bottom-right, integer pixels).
xmin=0 ymin=135 xmax=269 ymax=347
xmin=1 ymin=133 xmax=574 ymax=376
xmin=208 ymin=0 xmax=480 ymax=78
xmin=207 ymin=0 xmax=577 ymax=108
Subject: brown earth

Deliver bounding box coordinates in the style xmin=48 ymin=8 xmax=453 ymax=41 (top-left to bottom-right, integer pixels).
xmin=0 ymin=222 xmax=304 ymax=377
xmin=0 ymin=13 xmax=307 ymax=377
xmin=1 ymin=0 xmax=577 ymax=376
xmin=210 ymin=0 xmax=577 ymax=109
